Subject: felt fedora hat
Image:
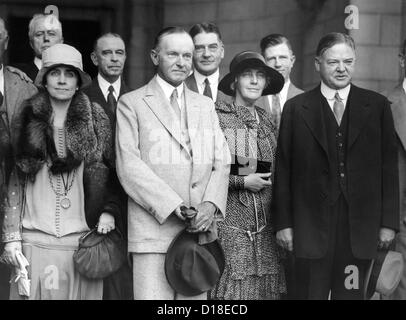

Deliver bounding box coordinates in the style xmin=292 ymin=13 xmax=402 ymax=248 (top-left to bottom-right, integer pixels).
xmin=165 ymin=229 xmax=225 ymax=296
xmin=364 ymin=250 xmax=404 ymax=299
xmin=35 ymin=43 xmax=92 ymax=89
xmin=218 ymin=50 xmax=284 ymax=96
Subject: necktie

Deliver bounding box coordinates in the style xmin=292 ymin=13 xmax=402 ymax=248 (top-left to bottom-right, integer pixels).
xmin=0 ymin=91 xmax=3 ymax=106
xmin=333 ymin=92 xmax=345 ymax=125
xmin=170 ymin=88 xmax=181 ymax=120
xmin=203 ymin=78 xmax=213 ymax=99
xmin=271 ymin=94 xmax=281 ymax=130
xmin=107 ymin=85 xmax=117 ymax=114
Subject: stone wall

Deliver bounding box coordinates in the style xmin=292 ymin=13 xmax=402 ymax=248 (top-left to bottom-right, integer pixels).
xmin=349 ymin=0 xmax=405 ymax=93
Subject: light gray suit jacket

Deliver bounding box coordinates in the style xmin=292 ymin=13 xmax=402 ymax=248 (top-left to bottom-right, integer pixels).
xmin=115 ymin=76 xmax=230 ymax=253
xmin=386 ymin=84 xmax=406 ymax=222
xmin=386 ymin=83 xmax=406 ymax=300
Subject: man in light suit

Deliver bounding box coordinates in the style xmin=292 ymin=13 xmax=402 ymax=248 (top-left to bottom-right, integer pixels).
xmin=83 ymin=32 xmax=133 ymax=300
xmin=115 ymin=27 xmax=230 ymax=300
xmin=185 ymin=22 xmax=230 ymax=104
xmin=386 ymin=39 xmax=406 ymax=300
xmin=257 ymin=34 xmax=303 ymax=130
xmin=272 ymin=33 xmax=399 ymax=299
xmin=0 ymin=18 xmax=37 ymax=300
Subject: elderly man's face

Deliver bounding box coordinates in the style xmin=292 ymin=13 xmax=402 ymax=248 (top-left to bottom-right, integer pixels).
xmin=315 ymin=43 xmax=355 ymax=90
xmin=91 ymin=36 xmax=126 ymax=83
xmin=151 ymin=33 xmax=194 ymax=87
xmin=192 ymin=32 xmax=224 ymax=76
xmin=30 ymin=17 xmax=63 ymax=59
xmin=0 ymin=22 xmax=9 ymax=64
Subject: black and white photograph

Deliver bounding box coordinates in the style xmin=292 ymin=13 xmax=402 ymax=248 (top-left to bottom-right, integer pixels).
xmin=0 ymin=0 xmax=405 ymax=312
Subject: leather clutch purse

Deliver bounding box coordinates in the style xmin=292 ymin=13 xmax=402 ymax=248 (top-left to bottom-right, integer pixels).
xmin=230 ymin=154 xmax=272 ymax=176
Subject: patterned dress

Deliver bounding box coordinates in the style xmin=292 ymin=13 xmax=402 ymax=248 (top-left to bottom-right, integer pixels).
xmin=210 ymin=101 xmax=286 ymax=300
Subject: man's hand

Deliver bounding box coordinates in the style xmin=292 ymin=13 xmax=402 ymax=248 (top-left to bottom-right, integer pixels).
xmin=276 ymin=228 xmax=294 ymax=251
xmin=244 ymin=173 xmax=272 ymax=193
xmin=378 ymin=227 xmax=395 ymax=250
xmin=0 ymin=241 xmax=22 ymax=267
xmin=6 ymin=66 xmax=32 ymax=83
xmin=97 ymin=212 xmax=115 ymax=234
xmin=187 ymin=202 xmax=216 ymax=233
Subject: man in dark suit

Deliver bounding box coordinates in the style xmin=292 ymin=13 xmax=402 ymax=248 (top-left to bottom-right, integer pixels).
xmin=257 ymin=34 xmax=303 ymax=130
xmin=185 ymin=22 xmax=230 ymax=104
xmin=272 ymin=32 xmax=399 ymax=300
xmin=14 ymin=13 xmax=63 ymax=81
xmin=386 ymin=39 xmax=406 ymax=300
xmin=83 ymin=32 xmax=132 ymax=300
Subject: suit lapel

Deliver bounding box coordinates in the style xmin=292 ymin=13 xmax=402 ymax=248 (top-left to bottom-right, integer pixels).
xmin=347 ymin=85 xmax=371 ymax=150
xmin=388 ymin=85 xmax=406 ymax=150
xmin=143 ymin=78 xmax=187 ymax=151
xmin=184 ymin=86 xmax=201 ymax=144
xmin=300 ymin=87 xmax=329 ymax=157
xmin=185 ymin=74 xmax=199 ymax=93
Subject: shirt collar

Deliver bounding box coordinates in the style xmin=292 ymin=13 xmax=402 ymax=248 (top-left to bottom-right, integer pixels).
xmin=403 ymin=78 xmax=406 ymax=94
xmin=320 ymin=81 xmax=351 ymax=101
xmin=98 ymin=73 xmax=121 ymax=98
xmin=193 ymin=68 xmax=220 ymax=86
xmin=34 ymin=57 xmax=42 ymax=70
xmin=0 ymin=64 xmax=4 ymax=96
xmin=156 ymin=74 xmax=184 ymax=101
xmin=279 ymin=78 xmax=290 ymax=100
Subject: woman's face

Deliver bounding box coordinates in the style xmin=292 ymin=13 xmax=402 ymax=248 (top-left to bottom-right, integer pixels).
xmin=45 ymin=66 xmax=79 ymax=101
xmin=235 ymin=67 xmax=267 ymax=103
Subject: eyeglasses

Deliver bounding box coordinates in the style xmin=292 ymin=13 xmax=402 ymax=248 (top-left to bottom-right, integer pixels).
xmin=194 ymin=44 xmax=220 ymax=54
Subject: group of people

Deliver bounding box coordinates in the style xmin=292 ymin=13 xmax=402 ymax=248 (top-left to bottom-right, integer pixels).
xmin=0 ymin=12 xmax=405 ymax=301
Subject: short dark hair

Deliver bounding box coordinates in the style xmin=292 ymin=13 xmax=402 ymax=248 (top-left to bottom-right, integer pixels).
xmin=260 ymin=33 xmax=293 ymax=55
xmin=316 ymin=32 xmax=355 ymax=57
xmin=93 ymin=32 xmax=124 ymax=52
xmin=152 ymin=26 xmax=189 ymax=50
xmin=189 ymin=22 xmax=222 ymax=42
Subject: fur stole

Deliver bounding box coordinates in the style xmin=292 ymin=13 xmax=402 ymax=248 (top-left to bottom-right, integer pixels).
xmin=15 ymin=90 xmax=112 ymax=176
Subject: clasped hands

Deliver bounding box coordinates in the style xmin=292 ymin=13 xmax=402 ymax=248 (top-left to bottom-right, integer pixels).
xmin=276 ymin=227 xmax=396 ymax=252
xmin=174 ymin=202 xmax=216 ymax=233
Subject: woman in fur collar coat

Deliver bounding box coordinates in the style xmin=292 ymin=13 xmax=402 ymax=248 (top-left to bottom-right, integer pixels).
xmin=1 ymin=44 xmax=120 ymax=300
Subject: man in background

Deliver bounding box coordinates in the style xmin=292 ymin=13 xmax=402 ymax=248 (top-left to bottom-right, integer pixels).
xmin=386 ymin=38 xmax=406 ymax=300
xmin=258 ymin=33 xmax=303 ymax=130
xmin=83 ymin=32 xmax=132 ymax=300
xmin=186 ymin=22 xmax=230 ymax=103
xmin=15 ymin=13 xmax=63 ymax=81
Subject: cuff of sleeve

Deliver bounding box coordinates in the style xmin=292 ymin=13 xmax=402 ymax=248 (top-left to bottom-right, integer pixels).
xmin=2 ymin=231 xmax=22 ymax=243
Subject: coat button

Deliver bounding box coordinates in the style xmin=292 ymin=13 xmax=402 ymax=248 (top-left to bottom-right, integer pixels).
xmin=192 ymin=183 xmax=197 ymax=188
xmin=340 ymin=173 xmax=345 ymax=178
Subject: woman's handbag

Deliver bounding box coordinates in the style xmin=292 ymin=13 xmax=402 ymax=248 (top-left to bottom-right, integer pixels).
xmin=73 ymin=228 xmax=127 ymax=279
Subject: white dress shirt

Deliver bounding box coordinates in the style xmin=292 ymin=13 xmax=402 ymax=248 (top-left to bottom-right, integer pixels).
xmin=320 ymin=81 xmax=351 ymax=112
xmin=97 ymin=74 xmax=121 ymax=102
xmin=193 ymin=68 xmax=219 ymax=101
xmin=34 ymin=57 xmax=42 ymax=71
xmin=402 ymin=78 xmax=406 ymax=94
xmin=267 ymin=79 xmax=291 ymax=112
xmin=156 ymin=74 xmax=184 ymax=111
